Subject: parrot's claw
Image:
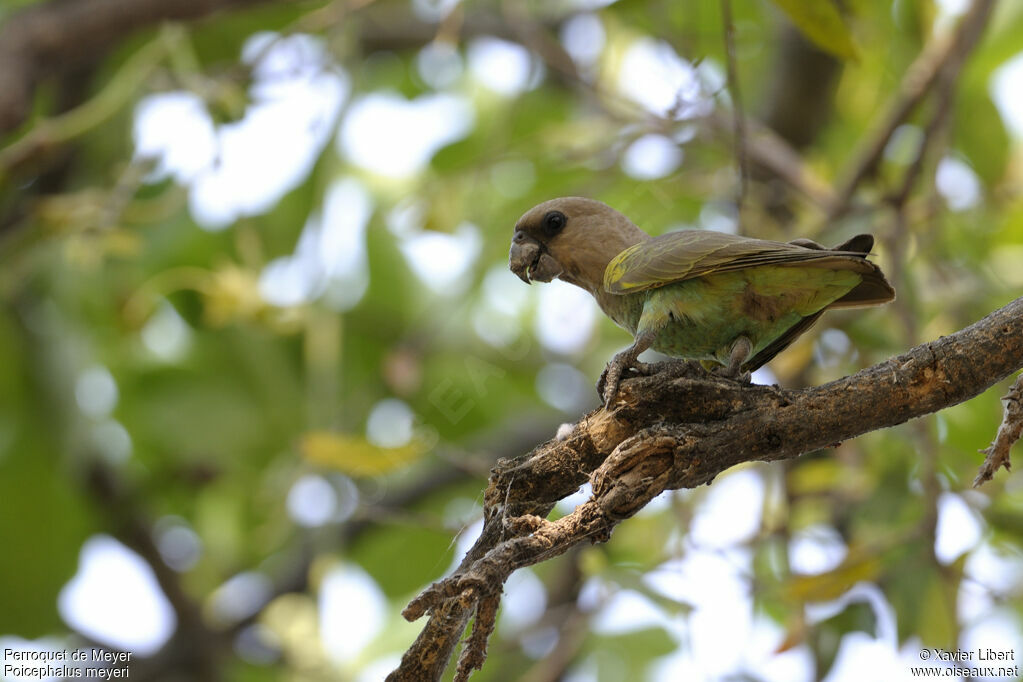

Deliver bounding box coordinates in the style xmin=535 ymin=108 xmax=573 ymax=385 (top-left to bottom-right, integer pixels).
xmin=713 ymin=365 xmax=752 ymax=384
xmin=596 ymin=367 xmax=610 ymax=406
xmin=631 ymin=361 xmax=656 ymax=376
xmin=597 ymin=332 xmax=656 ymax=407
xmin=598 ymin=358 xmax=705 ymax=403
xmin=716 ymin=336 xmax=753 ymax=383
xmin=597 ymin=355 xmax=629 ymax=407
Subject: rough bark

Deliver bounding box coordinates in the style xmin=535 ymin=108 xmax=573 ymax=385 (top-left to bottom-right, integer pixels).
xmin=975 ymin=373 xmax=1023 ymax=485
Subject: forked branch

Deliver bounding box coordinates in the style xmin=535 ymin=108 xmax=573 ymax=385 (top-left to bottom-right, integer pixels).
xmin=975 ymin=372 xmax=1023 ymax=486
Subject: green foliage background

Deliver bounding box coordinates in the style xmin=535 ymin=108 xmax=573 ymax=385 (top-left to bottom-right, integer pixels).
xmin=1 ymin=0 xmax=1022 ymax=679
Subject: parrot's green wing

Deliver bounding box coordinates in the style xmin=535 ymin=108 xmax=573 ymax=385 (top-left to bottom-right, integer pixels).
xmin=603 ymin=230 xmax=894 ymax=308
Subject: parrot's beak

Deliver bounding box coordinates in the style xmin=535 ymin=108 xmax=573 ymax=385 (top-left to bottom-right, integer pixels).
xmin=509 ymin=231 xmax=563 ymax=284
xmin=509 ymin=230 xmax=538 ymax=283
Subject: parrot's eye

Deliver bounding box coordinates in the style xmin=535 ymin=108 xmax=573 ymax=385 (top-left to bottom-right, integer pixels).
xmin=542 ymin=211 xmax=567 ymax=235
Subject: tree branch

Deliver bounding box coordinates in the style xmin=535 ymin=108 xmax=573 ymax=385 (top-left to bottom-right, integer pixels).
xmin=758 ymin=25 xmax=840 ymax=153
xmin=0 ymin=0 xmax=281 ymax=136
xmin=975 ymin=373 xmax=1023 ymax=486
xmin=85 ymin=462 xmax=223 ymax=682
xmin=720 ymin=0 xmax=748 ymax=211
xmin=705 ymin=111 xmax=839 ymax=213
xmin=391 ymin=295 xmax=1023 ymax=681
xmin=830 ymin=0 xmax=994 ymax=218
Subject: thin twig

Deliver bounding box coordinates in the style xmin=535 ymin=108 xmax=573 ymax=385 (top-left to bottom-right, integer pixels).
xmin=85 ymin=462 xmax=223 ymax=682
xmin=830 ymin=0 xmax=994 ymax=218
xmin=721 ymin=0 xmax=748 ymax=213
xmin=887 ymin=13 xmax=967 ymax=210
xmin=512 ymin=10 xmax=838 ymax=214
xmin=0 ymin=29 xmax=178 ymax=176
xmin=888 ymin=74 xmax=955 ymax=209
xmin=975 ymin=374 xmax=1023 ymax=486
xmin=706 ymin=111 xmax=838 ymax=212
xmin=0 ymin=0 xmax=279 ymax=135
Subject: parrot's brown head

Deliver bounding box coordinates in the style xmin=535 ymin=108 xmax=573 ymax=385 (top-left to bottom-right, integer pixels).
xmin=509 ymin=197 xmax=648 ymax=294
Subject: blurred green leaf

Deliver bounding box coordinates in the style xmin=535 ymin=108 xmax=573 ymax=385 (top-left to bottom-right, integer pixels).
xmin=813 ymin=600 xmax=878 ymax=678
xmin=0 ymin=313 xmax=96 ymax=636
xmin=0 ymin=455 xmax=95 ymax=637
xmin=953 ymin=93 xmax=1010 ymax=188
xmin=784 ymin=547 xmax=883 ymax=602
xmin=301 ymin=431 xmax=425 ymax=476
xmin=768 ymin=0 xmax=860 ymax=60
xmin=589 ymin=627 xmax=678 ymax=681
xmin=914 ymin=564 xmax=960 ymax=649
xmin=349 ymin=524 xmax=454 ymax=597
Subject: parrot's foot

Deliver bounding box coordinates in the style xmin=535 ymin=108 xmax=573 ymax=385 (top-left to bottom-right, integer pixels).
xmin=597 ymin=354 xmax=633 ymax=407
xmin=716 ymin=336 xmax=753 ymax=383
xmin=597 ymin=332 xmax=655 ymax=406
xmin=598 ymin=358 xmax=702 ymax=403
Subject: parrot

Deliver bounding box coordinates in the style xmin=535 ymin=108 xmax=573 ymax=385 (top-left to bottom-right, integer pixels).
xmin=508 ymin=197 xmax=895 ymax=406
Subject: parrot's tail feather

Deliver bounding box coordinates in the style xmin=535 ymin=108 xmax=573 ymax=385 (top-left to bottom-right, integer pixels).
xmin=744 ymin=254 xmax=894 ymax=370
xmin=831 ymin=267 xmax=896 ymax=309
xmin=833 ymin=234 xmax=874 ymax=255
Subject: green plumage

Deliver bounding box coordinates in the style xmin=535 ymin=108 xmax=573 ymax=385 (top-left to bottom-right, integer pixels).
xmin=598 ymin=229 xmax=894 ymax=372
xmin=602 ymin=266 xmax=862 ymax=367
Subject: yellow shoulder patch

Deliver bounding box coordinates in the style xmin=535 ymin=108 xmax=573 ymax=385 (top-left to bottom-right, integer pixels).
xmin=603 ymin=243 xmax=645 ymax=292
